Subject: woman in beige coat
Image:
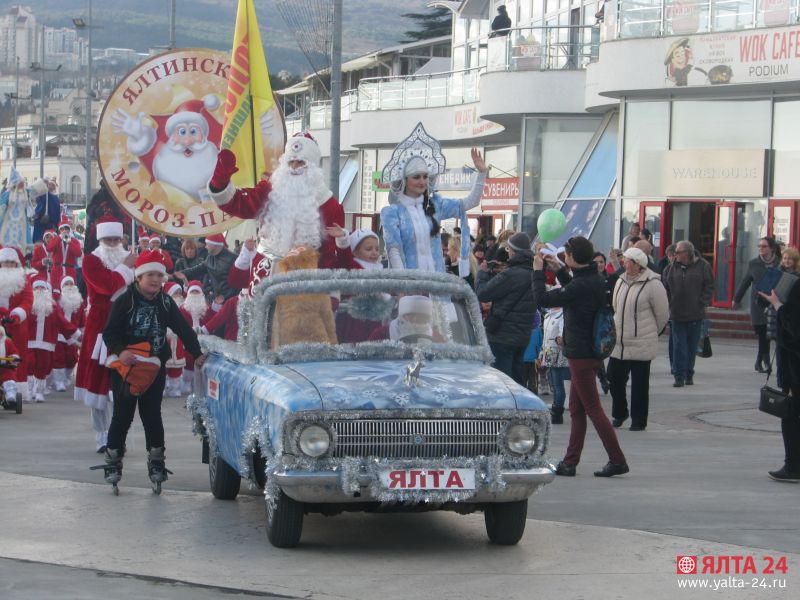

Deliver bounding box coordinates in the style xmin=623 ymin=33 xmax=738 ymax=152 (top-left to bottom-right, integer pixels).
xmin=609 ymin=247 xmax=669 ymax=431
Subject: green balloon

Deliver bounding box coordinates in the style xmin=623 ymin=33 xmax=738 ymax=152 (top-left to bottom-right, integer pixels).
xmin=77 ymin=210 xmax=86 ymax=220
xmin=537 ymin=208 xmax=567 ymax=243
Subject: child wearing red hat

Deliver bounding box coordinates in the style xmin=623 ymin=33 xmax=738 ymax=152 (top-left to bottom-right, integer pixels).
xmin=99 ymin=249 xmax=206 ymax=489
xmin=162 ymin=281 xmax=186 ymax=397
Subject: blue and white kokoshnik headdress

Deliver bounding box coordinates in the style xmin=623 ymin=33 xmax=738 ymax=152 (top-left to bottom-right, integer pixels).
xmin=381 ymin=122 xmax=446 ymax=204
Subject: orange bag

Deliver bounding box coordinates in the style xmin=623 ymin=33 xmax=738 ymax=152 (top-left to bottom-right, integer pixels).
xmin=107 ymin=342 xmax=162 ymax=396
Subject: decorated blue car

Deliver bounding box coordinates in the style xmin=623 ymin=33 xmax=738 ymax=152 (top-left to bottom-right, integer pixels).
xmin=188 ymin=269 xmax=554 ymax=547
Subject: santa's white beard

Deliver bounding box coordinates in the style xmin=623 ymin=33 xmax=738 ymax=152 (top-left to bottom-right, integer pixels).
xmin=0 ymin=268 xmax=25 ymax=299
xmin=59 ymin=287 xmax=83 ymax=315
xmin=184 ymin=293 xmax=208 ymax=319
xmin=259 ymin=163 xmax=329 ymax=257
xmin=32 ymin=290 xmax=54 ymax=317
xmin=92 ymin=244 xmax=128 ymax=270
xmin=172 ymin=295 xmax=185 ymax=309
xmin=153 ymin=139 xmax=218 ymax=200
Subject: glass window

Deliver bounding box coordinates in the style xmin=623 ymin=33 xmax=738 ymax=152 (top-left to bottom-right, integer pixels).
xmin=469 ymin=18 xmax=480 ymax=39
xmin=484 ymin=145 xmax=519 ymax=176
xmin=623 ymin=101 xmax=669 ymax=196
xmin=520 ymin=0 xmax=532 ymax=25
xmin=671 ymin=100 xmax=771 ymax=150
xmin=773 ymin=99 xmax=800 ymax=197
xmin=589 ymin=198 xmax=616 ymax=255
xmin=758 ymin=0 xmax=793 ymax=27
xmin=548 ymin=199 xmax=607 ymax=247
xmin=665 ymin=0 xmax=710 ymax=35
xmin=570 ymin=113 xmax=619 ymax=197
xmin=618 ymin=0 xmax=664 ymax=37
xmin=454 ymin=18 xmax=467 ymax=44
xmin=712 ymin=0 xmax=755 ymax=31
xmin=452 ymin=45 xmax=466 ymax=71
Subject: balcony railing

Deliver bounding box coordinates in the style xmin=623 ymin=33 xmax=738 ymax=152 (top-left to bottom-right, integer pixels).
xmin=612 ymin=0 xmax=800 ymax=39
xmin=356 ymin=67 xmax=483 ymax=112
xmin=485 ymin=25 xmax=600 ymax=72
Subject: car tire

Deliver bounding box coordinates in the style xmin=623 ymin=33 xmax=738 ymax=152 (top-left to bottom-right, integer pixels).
xmin=209 ymin=453 xmax=240 ymax=500
xmin=265 ymin=489 xmax=304 ymax=548
xmin=484 ymin=500 xmax=528 ymax=545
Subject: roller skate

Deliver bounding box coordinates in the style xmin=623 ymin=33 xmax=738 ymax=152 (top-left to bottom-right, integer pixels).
xmin=90 ymin=448 xmax=123 ymax=495
xmin=147 ymin=447 xmax=173 ymax=495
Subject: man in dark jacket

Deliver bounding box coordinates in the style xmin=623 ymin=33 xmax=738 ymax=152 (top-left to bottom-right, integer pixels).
xmin=176 ymin=233 xmax=239 ymax=300
xmin=661 ymin=240 xmax=714 ymax=387
xmin=490 ymin=5 xmax=512 ymax=37
xmin=102 ymin=250 xmax=206 ymax=488
xmin=532 ymin=236 xmax=628 ymax=478
xmin=476 ymin=232 xmax=537 ymax=386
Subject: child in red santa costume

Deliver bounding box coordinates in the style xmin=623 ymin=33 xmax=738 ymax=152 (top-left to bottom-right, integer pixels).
xmin=0 ymin=246 xmax=33 ymax=406
xmin=163 ymin=281 xmax=186 ymax=397
xmin=0 ymin=325 xmax=21 ymax=405
xmin=53 ymin=275 xmax=85 ymax=391
xmin=148 ymin=234 xmax=174 ymax=273
xmin=180 ymin=279 xmax=211 ymax=394
xmin=27 ymin=279 xmax=78 ymax=402
xmin=46 ymin=216 xmax=82 ymax=296
xmin=209 ymin=132 xmax=344 ymax=290
xmin=201 ymin=287 xmax=249 ymax=342
xmin=31 ymin=230 xmax=56 ymax=284
xmin=75 ymin=217 xmax=136 ymax=452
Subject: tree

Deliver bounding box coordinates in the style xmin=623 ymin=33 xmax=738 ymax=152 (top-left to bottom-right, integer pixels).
xmin=400 ymin=7 xmax=452 ymax=43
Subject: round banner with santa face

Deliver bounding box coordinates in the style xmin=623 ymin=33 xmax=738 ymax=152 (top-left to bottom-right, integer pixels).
xmin=97 ymin=48 xmax=286 ymax=238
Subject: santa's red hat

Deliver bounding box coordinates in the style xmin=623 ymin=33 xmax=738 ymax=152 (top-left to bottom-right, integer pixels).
xmin=43 ymin=229 xmax=57 ymax=240
xmin=137 ymin=226 xmax=150 ymax=242
xmin=58 ymin=216 xmax=71 ymax=231
xmin=186 ymin=280 xmax=204 ymax=294
xmin=163 ymin=281 xmax=183 ymax=297
xmin=0 ymin=247 xmax=22 ymax=265
xmin=96 ymin=216 xmax=123 ymax=240
xmin=134 ymin=249 xmax=168 ymax=277
xmin=204 ymin=233 xmax=226 ymax=247
xmin=165 ymin=95 xmax=221 ymax=138
xmin=285 ymin=131 xmax=321 ymax=167
xmin=32 ymin=279 xmax=52 ymax=291
xmin=60 ymin=275 xmax=75 ymax=288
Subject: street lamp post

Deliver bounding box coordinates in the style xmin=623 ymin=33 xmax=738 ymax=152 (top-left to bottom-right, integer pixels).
xmin=32 ymin=25 xmax=63 ymax=179
xmin=13 ymin=56 xmax=19 ymax=169
xmin=73 ymin=0 xmax=93 ymax=207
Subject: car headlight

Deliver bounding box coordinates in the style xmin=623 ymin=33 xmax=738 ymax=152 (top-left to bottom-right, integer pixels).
xmin=506 ymin=423 xmax=536 ymax=455
xmin=298 ymin=424 xmax=331 ymax=458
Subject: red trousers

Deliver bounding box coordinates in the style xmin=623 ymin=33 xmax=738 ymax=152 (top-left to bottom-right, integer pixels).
xmin=563 ymin=358 xmax=626 ymax=466
xmin=54 ymin=342 xmax=78 ymax=370
xmin=29 ymin=349 xmax=54 ymax=380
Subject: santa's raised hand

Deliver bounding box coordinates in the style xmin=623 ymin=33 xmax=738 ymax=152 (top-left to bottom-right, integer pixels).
xmin=111 ymin=109 xmax=156 ymax=156
xmin=209 ymin=149 xmax=239 ymax=191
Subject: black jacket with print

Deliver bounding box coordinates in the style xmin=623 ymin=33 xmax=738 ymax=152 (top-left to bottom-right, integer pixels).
xmin=103 ymin=284 xmax=202 ymax=365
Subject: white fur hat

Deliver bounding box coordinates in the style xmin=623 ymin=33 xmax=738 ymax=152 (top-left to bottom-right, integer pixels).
xmin=398 ymin=295 xmax=433 ymax=317
xmin=96 ymin=219 xmax=123 ymax=240
xmin=623 ymin=247 xmax=649 ymax=269
xmin=32 ymin=279 xmax=51 ymax=290
xmin=0 ymin=247 xmax=21 ymax=265
xmin=349 ymin=229 xmax=378 ymax=253
xmin=284 ymin=132 xmax=321 ymax=167
xmin=30 ymin=178 xmax=49 ymax=197
xmin=60 ymin=276 xmax=75 ymax=288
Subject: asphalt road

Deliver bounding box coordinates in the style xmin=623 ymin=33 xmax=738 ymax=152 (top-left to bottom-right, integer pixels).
xmin=0 ymin=339 xmax=797 ymax=599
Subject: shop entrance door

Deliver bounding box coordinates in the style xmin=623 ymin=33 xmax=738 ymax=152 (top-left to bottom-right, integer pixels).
xmin=639 ymin=201 xmax=672 ymax=260
xmin=711 ymin=202 xmax=739 ymax=308
xmin=768 ymin=200 xmax=798 ymax=248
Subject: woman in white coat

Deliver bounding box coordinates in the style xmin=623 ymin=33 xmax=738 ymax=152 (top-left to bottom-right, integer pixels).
xmin=609 ymin=247 xmax=669 ymax=431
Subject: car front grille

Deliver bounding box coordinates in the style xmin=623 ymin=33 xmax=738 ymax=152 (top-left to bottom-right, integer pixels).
xmin=329 ymin=419 xmax=507 ymax=459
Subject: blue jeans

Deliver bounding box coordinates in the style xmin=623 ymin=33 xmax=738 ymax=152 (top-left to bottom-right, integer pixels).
xmin=490 ymin=342 xmax=526 ymax=386
xmin=671 ymin=319 xmax=703 ymax=381
xmin=548 ymin=366 xmax=571 ymax=410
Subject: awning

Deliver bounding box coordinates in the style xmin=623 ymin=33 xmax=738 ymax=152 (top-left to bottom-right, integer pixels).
xmin=341 ymin=52 xmax=384 ymax=73
xmin=275 ymin=80 xmax=311 ymax=96
xmin=458 ymin=0 xmax=490 ymax=18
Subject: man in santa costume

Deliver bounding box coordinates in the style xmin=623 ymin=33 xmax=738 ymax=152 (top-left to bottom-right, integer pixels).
xmin=180 ymin=279 xmax=211 ymax=394
xmin=53 ymin=275 xmax=85 ymax=391
xmin=31 ymin=230 xmax=56 ymax=283
xmin=0 ymin=247 xmax=33 ymax=406
xmin=136 ymin=227 xmax=152 ymax=254
xmin=27 ymin=280 xmax=78 ymax=402
xmin=149 ymin=234 xmax=174 ymax=273
xmin=75 ymin=217 xmax=136 ymax=452
xmin=0 ymin=324 xmax=20 ymax=405
xmin=202 ymin=288 xmax=248 ymax=342
xmin=208 ymin=132 xmax=344 ymax=290
xmin=162 ymin=281 xmax=186 ymax=397
xmin=46 ymin=216 xmax=82 ymax=296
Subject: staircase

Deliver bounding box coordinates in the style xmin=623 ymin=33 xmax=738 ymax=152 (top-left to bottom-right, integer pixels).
xmin=706 ymin=308 xmax=755 ymax=340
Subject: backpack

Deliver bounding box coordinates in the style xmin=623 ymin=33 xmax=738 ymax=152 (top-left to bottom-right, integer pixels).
xmin=592 ymin=283 xmax=616 ymax=359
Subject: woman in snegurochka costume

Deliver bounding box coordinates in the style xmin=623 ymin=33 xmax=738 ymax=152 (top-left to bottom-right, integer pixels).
xmin=100 ymin=250 xmax=207 ymax=489
xmin=380 ymin=122 xmax=488 ymax=276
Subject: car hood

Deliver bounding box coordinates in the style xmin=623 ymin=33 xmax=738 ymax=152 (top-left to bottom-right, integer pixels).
xmin=285 ymin=360 xmax=520 ymax=411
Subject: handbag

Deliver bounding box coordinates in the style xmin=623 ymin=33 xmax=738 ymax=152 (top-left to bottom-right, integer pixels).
xmin=696 ymin=319 xmax=712 ymax=358
xmin=758 ymin=352 xmax=793 ymax=419
xmin=107 ymin=341 xmax=162 ymax=396
xmin=484 ymin=284 xmax=529 ymax=335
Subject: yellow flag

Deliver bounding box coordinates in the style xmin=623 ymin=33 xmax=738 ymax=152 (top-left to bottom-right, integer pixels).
xmin=222 ymin=0 xmax=274 ymax=187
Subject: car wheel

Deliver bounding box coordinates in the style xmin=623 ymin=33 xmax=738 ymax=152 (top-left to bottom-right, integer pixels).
xmin=208 ymin=453 xmax=241 ymax=500
xmin=265 ymin=489 xmax=304 ymax=548
xmin=484 ymin=500 xmax=528 ymax=545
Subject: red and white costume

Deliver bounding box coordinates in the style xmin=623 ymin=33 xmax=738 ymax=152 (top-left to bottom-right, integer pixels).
xmin=74 ymin=218 xmax=134 ymax=451
xmin=0 ymin=327 xmax=20 ymax=401
xmin=163 ymin=281 xmax=186 ymax=397
xmin=0 ymin=247 xmax=33 ymax=396
xmin=210 ymin=133 xmax=344 ymax=291
xmin=46 ymin=218 xmax=82 ymax=295
xmin=53 ymin=276 xmax=85 ymax=391
xmin=202 ymin=292 xmax=245 ymax=341
xmin=27 ymin=280 xmax=78 ymax=401
xmin=180 ymin=280 xmax=211 ymax=393
xmin=30 ymin=232 xmax=56 ymax=284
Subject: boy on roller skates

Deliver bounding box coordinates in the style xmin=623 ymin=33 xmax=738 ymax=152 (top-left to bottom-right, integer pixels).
xmin=99 ymin=250 xmax=206 ymax=493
